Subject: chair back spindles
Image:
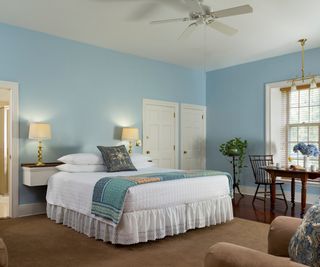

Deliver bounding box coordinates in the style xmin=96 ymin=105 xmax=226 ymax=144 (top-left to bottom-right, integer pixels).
xmin=249 ymin=155 xmax=273 ymax=184
xmin=249 ymin=155 xmax=287 ymax=207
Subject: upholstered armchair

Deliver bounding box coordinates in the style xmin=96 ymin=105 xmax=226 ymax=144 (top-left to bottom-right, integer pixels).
xmin=0 ymin=238 xmax=8 ymax=267
xmin=204 ymin=216 xmax=307 ymax=267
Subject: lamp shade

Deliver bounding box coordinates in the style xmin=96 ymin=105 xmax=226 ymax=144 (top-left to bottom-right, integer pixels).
xmin=121 ymin=127 xmax=139 ymax=141
xmin=29 ymin=123 xmax=52 ymax=140
xmin=291 ymin=80 xmax=297 ymax=91
xmin=310 ymin=78 xmax=317 ymax=89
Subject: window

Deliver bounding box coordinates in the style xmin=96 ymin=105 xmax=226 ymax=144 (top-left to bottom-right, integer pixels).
xmin=266 ymin=80 xmax=320 ymax=168
xmin=286 ymin=87 xmax=320 ymax=168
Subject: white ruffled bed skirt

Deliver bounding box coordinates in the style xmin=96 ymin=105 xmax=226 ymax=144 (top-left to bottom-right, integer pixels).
xmin=47 ymin=195 xmax=233 ymax=245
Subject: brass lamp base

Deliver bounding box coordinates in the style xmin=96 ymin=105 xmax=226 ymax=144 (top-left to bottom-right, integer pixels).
xmin=128 ymin=141 xmax=133 ymax=155
xmin=35 ymin=140 xmax=45 ymax=166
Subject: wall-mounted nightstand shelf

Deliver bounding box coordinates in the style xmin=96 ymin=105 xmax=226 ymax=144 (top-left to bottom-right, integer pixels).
xmin=22 ymin=162 xmax=62 ymax=186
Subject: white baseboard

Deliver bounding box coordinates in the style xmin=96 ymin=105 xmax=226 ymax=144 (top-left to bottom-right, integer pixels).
xmin=18 ymin=202 xmax=46 ymax=217
xmin=240 ymin=185 xmax=318 ymax=205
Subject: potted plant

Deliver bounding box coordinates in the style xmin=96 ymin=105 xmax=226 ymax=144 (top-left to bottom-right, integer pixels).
xmin=293 ymin=142 xmax=319 ymax=169
xmin=219 ymin=138 xmax=248 ymax=186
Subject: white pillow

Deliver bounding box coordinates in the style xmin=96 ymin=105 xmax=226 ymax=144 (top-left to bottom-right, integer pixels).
xmin=134 ymin=161 xmax=155 ymax=170
xmin=130 ymin=153 xmax=155 ymax=170
xmin=56 ymin=164 xmax=107 ymax=173
xmin=58 ymin=153 xmax=103 ymax=165
xmin=130 ymin=153 xmax=152 ymax=162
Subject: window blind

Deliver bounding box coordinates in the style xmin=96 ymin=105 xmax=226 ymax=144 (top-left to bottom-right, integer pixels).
xmin=280 ymin=85 xmax=320 ymax=168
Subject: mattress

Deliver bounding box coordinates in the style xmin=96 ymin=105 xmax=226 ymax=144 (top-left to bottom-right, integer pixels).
xmin=46 ymin=167 xmax=230 ymax=217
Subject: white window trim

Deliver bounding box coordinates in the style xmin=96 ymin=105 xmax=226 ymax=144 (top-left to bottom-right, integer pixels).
xmin=265 ymin=80 xmax=286 ymax=161
xmin=265 ymin=78 xmax=320 ymax=186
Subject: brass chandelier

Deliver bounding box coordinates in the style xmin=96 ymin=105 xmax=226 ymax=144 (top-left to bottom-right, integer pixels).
xmin=288 ymin=39 xmax=318 ymax=91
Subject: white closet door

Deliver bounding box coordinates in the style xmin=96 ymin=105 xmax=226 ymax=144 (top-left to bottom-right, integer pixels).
xmin=143 ymin=99 xmax=178 ymax=169
xmin=181 ymin=104 xmax=206 ymax=170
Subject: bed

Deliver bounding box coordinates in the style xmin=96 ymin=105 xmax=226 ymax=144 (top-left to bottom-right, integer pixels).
xmin=46 ymin=167 xmax=233 ymax=245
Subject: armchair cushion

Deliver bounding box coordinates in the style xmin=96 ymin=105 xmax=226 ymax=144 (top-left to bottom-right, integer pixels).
xmin=205 ymin=242 xmax=306 ymax=267
xmin=0 ymin=238 xmax=8 ymax=267
xmin=289 ymin=205 xmax=320 ymax=266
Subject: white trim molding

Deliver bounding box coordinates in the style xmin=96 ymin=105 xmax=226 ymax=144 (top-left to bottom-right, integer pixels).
xmin=265 ymin=77 xmax=320 ymax=156
xmin=265 ymin=81 xmax=287 ymax=160
xmin=0 ymin=81 xmax=19 ymax=218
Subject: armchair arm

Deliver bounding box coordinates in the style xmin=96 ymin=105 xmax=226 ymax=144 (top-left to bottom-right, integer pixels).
xmin=268 ymin=216 xmax=302 ymax=257
xmin=205 ymin=242 xmax=306 ymax=267
xmin=0 ymin=238 xmax=8 ymax=267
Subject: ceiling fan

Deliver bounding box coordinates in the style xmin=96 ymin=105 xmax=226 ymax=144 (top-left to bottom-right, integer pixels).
xmin=150 ymin=0 xmax=253 ymax=39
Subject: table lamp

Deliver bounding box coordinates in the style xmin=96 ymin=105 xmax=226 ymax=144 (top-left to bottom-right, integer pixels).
xmin=29 ymin=123 xmax=52 ymax=166
xmin=121 ymin=127 xmax=139 ymax=155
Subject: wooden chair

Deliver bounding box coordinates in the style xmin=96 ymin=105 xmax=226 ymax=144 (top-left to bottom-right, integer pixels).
xmin=249 ymin=155 xmax=287 ymax=207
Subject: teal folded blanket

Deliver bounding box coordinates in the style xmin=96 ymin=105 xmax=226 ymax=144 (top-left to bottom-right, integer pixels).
xmin=91 ymin=170 xmax=232 ymax=225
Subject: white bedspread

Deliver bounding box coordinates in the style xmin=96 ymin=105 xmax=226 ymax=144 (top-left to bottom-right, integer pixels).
xmin=46 ymin=167 xmax=230 ymax=216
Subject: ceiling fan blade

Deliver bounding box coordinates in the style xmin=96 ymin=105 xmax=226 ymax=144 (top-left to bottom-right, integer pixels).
xmin=178 ymin=22 xmax=199 ymax=40
xmin=150 ymin=17 xmax=191 ymax=25
xmin=207 ymin=21 xmax=238 ymax=36
xmin=212 ymin=5 xmax=253 ymax=18
xmin=184 ymin=0 xmax=204 ymax=13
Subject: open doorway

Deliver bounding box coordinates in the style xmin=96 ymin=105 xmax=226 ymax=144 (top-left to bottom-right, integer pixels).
xmin=0 ymin=89 xmax=10 ymax=218
xmin=0 ymin=81 xmax=19 ymax=218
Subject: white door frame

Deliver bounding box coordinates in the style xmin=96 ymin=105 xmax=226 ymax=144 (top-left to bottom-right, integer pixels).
xmin=142 ymin=98 xmax=179 ymax=169
xmin=180 ymin=103 xmax=206 ymax=169
xmin=0 ymin=81 xmax=19 ymax=218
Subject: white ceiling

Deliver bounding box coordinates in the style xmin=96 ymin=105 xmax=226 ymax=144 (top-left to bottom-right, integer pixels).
xmin=0 ymin=0 xmax=319 ymax=70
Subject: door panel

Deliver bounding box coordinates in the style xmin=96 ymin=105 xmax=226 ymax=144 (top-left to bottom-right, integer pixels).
xmin=143 ymin=100 xmax=178 ymax=169
xmin=148 ymin=125 xmax=159 ymax=151
xmin=181 ymin=104 xmax=206 ymax=170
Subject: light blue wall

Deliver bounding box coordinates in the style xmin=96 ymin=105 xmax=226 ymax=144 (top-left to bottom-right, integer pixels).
xmin=3 ymin=20 xmax=319 ymax=205
xmin=206 ymin=47 xmax=320 ymax=196
xmin=0 ymin=23 xmax=205 ymax=204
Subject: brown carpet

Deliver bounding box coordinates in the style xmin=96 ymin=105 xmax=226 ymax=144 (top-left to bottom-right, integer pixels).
xmin=0 ymin=216 xmax=269 ymax=267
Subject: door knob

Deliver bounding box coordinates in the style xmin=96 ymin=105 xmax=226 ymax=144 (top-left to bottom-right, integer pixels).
xmin=184 ymin=151 xmax=187 ymax=154
xmin=146 ymin=151 xmax=150 ymax=154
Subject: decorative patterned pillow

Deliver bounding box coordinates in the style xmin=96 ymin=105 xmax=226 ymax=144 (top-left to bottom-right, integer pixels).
xmin=288 ymin=204 xmax=320 ymax=266
xmin=97 ymin=145 xmax=137 ymax=172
